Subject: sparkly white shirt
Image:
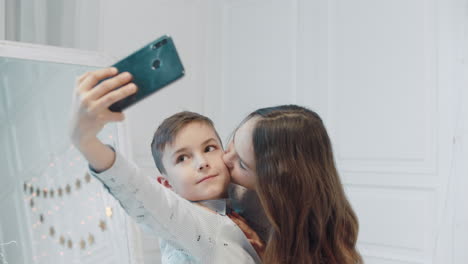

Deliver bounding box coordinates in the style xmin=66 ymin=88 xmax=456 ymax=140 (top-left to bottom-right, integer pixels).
xmin=89 ymin=150 xmax=264 ymax=264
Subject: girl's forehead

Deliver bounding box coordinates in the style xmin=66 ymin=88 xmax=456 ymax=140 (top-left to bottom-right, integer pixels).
xmin=233 ymin=117 xmax=258 ymax=164
xmin=235 ymin=117 xmax=259 ymax=140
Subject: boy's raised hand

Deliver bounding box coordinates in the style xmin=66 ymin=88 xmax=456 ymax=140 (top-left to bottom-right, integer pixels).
xmin=70 ymin=67 xmax=136 ymax=145
xmin=69 ymin=67 xmax=138 ymax=171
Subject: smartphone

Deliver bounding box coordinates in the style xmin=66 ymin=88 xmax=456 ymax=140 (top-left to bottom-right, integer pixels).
xmin=107 ymin=35 xmax=185 ymax=112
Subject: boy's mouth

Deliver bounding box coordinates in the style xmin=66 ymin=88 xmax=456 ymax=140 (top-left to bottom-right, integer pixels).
xmin=197 ymin=174 xmax=218 ymax=184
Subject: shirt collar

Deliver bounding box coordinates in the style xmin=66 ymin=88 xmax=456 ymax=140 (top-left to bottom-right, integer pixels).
xmin=193 ymin=199 xmax=232 ymax=216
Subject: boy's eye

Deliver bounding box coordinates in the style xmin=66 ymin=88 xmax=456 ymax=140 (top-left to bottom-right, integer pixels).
xmin=176 ymin=155 xmax=188 ymax=163
xmin=205 ymin=145 xmax=216 ymax=152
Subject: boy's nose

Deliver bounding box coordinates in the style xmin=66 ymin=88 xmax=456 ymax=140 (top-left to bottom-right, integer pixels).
xmin=196 ymin=155 xmax=209 ymax=171
xmin=198 ymin=162 xmax=209 ymax=171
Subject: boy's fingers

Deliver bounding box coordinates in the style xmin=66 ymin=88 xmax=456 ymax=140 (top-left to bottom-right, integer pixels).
xmin=95 ymin=82 xmax=138 ymax=110
xmin=79 ymin=67 xmax=118 ymax=93
xmin=76 ymin=72 xmax=90 ymax=85
xmin=87 ymin=72 xmax=133 ymax=101
xmin=107 ymin=112 xmax=125 ymax=122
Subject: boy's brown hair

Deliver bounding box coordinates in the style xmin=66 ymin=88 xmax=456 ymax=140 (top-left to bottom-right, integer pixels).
xmin=150 ymin=111 xmax=221 ymax=175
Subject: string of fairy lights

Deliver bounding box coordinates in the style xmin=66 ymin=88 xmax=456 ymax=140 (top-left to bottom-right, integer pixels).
xmin=22 ymin=143 xmax=117 ymax=260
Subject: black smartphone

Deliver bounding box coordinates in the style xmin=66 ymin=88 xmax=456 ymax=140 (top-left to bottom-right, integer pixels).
xmin=107 ymin=35 xmax=185 ymax=112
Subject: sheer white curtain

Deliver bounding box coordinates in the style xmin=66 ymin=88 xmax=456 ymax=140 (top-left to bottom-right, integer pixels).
xmin=4 ymin=0 xmax=48 ymax=44
xmin=0 ymin=0 xmax=5 ymax=39
xmin=2 ymin=0 xmax=99 ymax=50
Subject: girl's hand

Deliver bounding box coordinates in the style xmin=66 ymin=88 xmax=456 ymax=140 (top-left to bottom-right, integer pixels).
xmin=228 ymin=211 xmax=265 ymax=259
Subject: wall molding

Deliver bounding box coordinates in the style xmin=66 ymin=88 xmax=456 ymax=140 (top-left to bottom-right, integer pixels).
xmin=327 ymin=0 xmax=438 ymax=176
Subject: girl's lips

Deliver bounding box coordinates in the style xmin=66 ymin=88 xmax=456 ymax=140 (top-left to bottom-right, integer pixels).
xmin=197 ymin=174 xmax=217 ymax=184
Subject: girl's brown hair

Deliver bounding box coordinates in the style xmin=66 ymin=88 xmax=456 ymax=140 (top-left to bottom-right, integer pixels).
xmin=245 ymin=105 xmax=362 ymax=264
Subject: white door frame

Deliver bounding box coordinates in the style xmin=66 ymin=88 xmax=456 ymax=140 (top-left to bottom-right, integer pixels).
xmin=0 ymin=40 xmax=112 ymax=66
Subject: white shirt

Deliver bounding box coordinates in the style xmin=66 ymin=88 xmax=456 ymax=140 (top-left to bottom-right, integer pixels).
xmin=89 ymin=150 xmax=265 ymax=264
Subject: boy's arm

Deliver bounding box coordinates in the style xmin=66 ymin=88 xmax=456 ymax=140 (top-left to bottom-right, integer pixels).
xmin=70 ymin=68 xmax=261 ymax=262
xmin=69 ymin=67 xmax=137 ymax=172
xmin=89 ymin=149 xmax=228 ymax=262
xmin=77 ymin=137 xmax=116 ymax=172
xmin=70 ymin=68 xmax=216 ymax=260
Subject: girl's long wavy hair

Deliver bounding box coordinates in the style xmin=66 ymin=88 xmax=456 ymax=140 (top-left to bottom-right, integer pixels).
xmin=245 ymin=105 xmax=362 ymax=264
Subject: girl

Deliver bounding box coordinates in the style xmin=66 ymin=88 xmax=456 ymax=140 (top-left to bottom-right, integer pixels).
xmin=223 ymin=105 xmax=363 ymax=264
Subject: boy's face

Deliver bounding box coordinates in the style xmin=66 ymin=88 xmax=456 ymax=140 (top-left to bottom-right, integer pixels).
xmin=160 ymin=122 xmax=230 ymax=201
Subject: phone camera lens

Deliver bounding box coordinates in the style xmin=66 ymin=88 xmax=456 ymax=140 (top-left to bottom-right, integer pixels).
xmin=152 ymin=59 xmax=161 ymax=69
xmin=152 ymin=42 xmax=163 ymax=50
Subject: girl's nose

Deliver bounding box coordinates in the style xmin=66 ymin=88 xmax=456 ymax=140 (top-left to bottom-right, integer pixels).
xmin=223 ymin=143 xmax=234 ymax=169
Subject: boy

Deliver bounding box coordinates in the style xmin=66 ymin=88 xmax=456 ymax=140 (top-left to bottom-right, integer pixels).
xmin=89 ymin=112 xmax=261 ymax=263
xmin=70 ymin=68 xmax=263 ymax=263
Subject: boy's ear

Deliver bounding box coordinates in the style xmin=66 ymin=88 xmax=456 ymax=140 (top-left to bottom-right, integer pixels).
xmin=157 ymin=176 xmax=173 ymax=190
